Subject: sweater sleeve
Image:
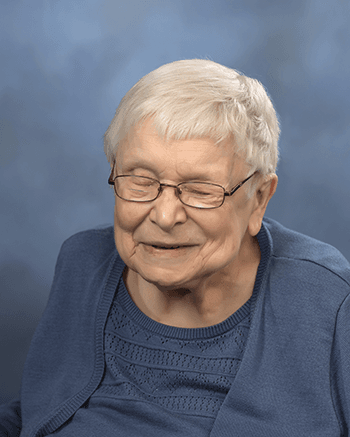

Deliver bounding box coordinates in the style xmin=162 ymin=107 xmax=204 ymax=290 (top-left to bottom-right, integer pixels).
xmin=331 ymin=292 xmax=350 ymax=436
xmin=0 ymin=399 xmax=21 ymax=436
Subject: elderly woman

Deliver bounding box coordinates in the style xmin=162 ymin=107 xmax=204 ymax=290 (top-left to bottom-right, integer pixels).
xmin=1 ymin=60 xmax=350 ymax=437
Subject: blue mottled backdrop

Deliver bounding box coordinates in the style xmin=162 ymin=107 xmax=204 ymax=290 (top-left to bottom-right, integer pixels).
xmin=1 ymin=0 xmax=349 ymax=403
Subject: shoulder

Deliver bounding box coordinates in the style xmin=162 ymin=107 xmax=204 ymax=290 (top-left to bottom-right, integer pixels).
xmin=262 ymin=217 xmax=350 ymax=301
xmin=59 ymin=224 xmax=116 ymax=260
xmin=263 ymin=217 xmax=350 ymax=279
xmin=45 ymin=224 xmax=121 ymax=313
xmin=53 ymin=225 xmax=118 ymax=284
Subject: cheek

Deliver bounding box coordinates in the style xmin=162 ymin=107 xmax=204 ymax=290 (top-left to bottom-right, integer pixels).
xmin=201 ymin=210 xmax=240 ymax=245
xmin=113 ymin=200 xmax=146 ymax=260
xmin=202 ymin=230 xmax=238 ymax=266
xmin=198 ymin=213 xmax=245 ymax=267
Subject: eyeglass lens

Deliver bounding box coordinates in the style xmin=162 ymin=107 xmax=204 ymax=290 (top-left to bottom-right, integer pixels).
xmin=115 ymin=176 xmax=224 ymax=208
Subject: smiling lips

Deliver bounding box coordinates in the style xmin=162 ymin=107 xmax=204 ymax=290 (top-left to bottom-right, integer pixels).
xmin=144 ymin=242 xmax=194 ymax=250
xmin=152 ymin=245 xmax=180 ymax=250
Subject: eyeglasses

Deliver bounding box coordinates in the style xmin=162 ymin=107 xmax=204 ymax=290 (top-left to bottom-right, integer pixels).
xmin=108 ymin=169 xmax=257 ymax=209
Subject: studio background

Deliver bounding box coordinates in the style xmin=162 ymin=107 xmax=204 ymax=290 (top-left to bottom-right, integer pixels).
xmin=1 ymin=0 xmax=349 ymax=404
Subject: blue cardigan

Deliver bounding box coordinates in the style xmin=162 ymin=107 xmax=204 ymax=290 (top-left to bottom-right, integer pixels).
xmin=1 ymin=218 xmax=350 ymax=436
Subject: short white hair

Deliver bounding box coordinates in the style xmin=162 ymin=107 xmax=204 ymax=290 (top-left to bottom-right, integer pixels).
xmin=104 ymin=59 xmax=280 ymax=177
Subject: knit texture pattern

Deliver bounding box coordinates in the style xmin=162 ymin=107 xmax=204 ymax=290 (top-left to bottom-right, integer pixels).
xmin=93 ymin=279 xmax=252 ymax=418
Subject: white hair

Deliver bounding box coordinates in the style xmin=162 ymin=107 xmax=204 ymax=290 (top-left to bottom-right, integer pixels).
xmin=104 ymin=59 xmax=280 ymax=181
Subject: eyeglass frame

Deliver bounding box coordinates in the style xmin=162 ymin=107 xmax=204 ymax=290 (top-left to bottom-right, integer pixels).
xmin=108 ymin=166 xmax=258 ymax=209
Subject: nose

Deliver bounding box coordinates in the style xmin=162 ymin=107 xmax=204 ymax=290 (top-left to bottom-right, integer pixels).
xmin=149 ymin=185 xmax=187 ymax=231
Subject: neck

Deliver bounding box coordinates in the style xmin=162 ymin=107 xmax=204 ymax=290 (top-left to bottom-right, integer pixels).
xmin=124 ymin=236 xmax=261 ymax=328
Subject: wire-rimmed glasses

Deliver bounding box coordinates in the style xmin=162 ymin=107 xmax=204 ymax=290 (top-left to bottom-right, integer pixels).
xmin=108 ymin=170 xmax=257 ymax=209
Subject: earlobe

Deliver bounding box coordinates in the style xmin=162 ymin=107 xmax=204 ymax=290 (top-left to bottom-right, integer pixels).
xmin=248 ymin=214 xmax=263 ymax=237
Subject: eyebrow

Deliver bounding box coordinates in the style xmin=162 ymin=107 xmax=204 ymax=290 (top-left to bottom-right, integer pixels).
xmin=120 ymin=160 xmax=157 ymax=176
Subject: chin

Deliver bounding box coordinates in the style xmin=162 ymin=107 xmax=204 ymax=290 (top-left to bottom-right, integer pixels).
xmin=135 ymin=263 xmax=199 ymax=290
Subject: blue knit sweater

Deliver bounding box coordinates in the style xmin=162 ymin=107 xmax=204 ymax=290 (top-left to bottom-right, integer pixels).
xmin=1 ymin=218 xmax=350 ymax=436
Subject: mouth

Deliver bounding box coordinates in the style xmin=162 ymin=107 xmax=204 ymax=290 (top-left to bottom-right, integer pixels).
xmin=142 ymin=243 xmax=195 ymax=252
xmin=151 ymin=245 xmax=182 ymax=250
xmin=140 ymin=243 xmax=196 ymax=259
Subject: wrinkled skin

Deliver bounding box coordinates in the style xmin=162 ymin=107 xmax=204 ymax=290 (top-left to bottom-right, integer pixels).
xmin=112 ymin=119 xmax=277 ymax=327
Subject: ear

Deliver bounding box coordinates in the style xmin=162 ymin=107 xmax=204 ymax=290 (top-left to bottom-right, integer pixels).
xmin=248 ymin=174 xmax=278 ymax=236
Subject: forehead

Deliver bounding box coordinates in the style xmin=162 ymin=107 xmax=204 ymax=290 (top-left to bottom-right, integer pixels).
xmin=116 ymin=120 xmax=245 ymax=181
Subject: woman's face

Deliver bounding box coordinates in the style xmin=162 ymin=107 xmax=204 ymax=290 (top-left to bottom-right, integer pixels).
xmin=113 ymin=120 xmax=261 ymax=292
